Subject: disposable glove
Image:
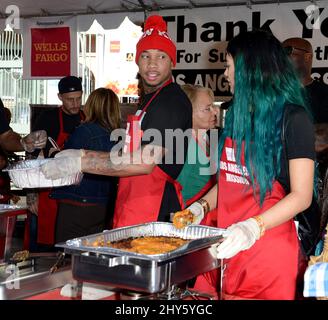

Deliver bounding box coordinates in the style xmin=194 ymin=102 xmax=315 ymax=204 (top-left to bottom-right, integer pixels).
xmin=187 ymin=201 xmax=205 ymax=225
xmin=21 ymin=130 xmax=47 ymax=152
xmin=216 ymin=218 xmax=261 ymax=259
xmin=41 ymin=149 xmax=82 ymax=180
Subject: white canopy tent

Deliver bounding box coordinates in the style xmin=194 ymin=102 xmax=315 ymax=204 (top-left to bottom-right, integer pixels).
xmin=0 ymin=0 xmax=319 ymax=31
xmin=0 ymin=1 xmax=315 ymax=17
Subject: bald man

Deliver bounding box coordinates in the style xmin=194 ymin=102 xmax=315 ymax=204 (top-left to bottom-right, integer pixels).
xmin=282 ymin=37 xmax=328 ymax=124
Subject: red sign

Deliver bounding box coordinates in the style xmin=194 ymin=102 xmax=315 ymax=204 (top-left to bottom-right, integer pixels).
xmin=110 ymin=40 xmax=120 ymax=53
xmin=31 ymin=27 xmax=71 ymax=77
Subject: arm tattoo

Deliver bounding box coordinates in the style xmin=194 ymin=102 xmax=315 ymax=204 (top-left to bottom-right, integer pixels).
xmin=82 ymin=150 xmax=126 ymax=175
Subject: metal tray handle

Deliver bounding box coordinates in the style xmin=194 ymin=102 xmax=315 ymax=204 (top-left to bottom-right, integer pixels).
xmin=81 ymin=253 xmax=141 ymax=270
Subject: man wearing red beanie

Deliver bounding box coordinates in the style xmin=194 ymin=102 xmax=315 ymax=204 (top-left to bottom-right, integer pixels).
xmin=41 ymin=15 xmax=193 ymax=227
xmin=135 ymin=15 xmax=177 ymax=67
xmin=111 ymin=15 xmax=192 ymax=226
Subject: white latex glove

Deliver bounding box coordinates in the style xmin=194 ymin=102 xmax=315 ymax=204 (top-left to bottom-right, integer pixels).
xmin=216 ymin=218 xmax=261 ymax=259
xmin=41 ymin=149 xmax=82 ymax=180
xmin=21 ymin=130 xmax=47 ymax=152
xmin=187 ymin=202 xmax=205 ymax=225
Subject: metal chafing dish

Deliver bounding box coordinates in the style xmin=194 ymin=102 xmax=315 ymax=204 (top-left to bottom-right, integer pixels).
xmin=57 ymin=222 xmax=226 ymax=296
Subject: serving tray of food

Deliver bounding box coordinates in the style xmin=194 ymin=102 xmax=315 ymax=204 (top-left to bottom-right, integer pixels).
xmin=57 ymin=222 xmax=226 ymax=293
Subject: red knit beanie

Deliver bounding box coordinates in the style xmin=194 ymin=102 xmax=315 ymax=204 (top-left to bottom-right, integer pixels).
xmin=135 ymin=15 xmax=176 ymax=66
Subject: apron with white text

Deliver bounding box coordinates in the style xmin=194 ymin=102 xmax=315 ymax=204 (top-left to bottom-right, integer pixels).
xmin=217 ymin=137 xmax=299 ymax=299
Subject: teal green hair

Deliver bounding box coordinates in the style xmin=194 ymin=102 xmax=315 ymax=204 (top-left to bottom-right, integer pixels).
xmin=219 ymin=30 xmax=311 ymax=204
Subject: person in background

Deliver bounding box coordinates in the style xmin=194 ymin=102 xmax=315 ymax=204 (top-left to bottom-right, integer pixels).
xmin=282 ymin=37 xmax=328 ymax=124
xmin=49 ymin=88 xmax=120 ymax=242
xmin=185 ymin=30 xmax=315 ymax=299
xmin=0 ymin=106 xmax=21 ymax=255
xmin=314 ymin=123 xmax=328 ymax=184
xmin=0 ymin=149 xmax=20 ymax=204
xmin=313 ymin=123 xmax=328 ymax=246
xmin=0 ymin=99 xmax=45 ymax=255
xmin=29 ymin=76 xmax=84 ymax=248
xmin=40 ymin=15 xmax=192 ymax=228
xmin=32 ymin=76 xmax=84 ymax=158
xmin=0 ymin=98 xmax=47 ymax=153
xmin=1 ymin=107 xmax=23 ymax=163
xmin=177 ymin=84 xmax=218 ymax=209
xmin=283 ymin=38 xmax=327 ymax=258
xmin=0 ymin=148 xmax=20 ymax=259
xmin=3 ymin=107 xmax=12 ymax=124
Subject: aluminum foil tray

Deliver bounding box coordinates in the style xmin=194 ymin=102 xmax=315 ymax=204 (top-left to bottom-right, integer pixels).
xmin=59 ymin=222 xmax=226 ymax=262
xmin=4 ymin=159 xmax=83 ymax=189
xmin=58 ymin=222 xmax=226 ymax=293
xmin=0 ymin=204 xmax=27 ymax=213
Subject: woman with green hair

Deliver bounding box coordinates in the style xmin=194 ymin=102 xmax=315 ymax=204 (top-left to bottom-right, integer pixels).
xmin=185 ymin=30 xmax=315 ymax=299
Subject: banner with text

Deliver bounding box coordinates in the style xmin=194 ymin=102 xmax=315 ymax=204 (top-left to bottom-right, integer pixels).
xmin=153 ymin=0 xmax=328 ymax=97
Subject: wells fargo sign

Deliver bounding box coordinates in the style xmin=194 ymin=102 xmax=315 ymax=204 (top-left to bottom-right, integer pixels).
xmin=30 ymin=27 xmax=70 ymax=77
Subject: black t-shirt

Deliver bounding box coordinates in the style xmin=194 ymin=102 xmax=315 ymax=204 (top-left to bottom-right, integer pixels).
xmin=32 ymin=108 xmax=81 ymax=158
xmin=277 ymin=104 xmax=316 ymax=192
xmin=0 ymin=99 xmax=10 ymax=134
xmin=141 ymin=82 xmax=192 ymax=179
xmin=306 ymin=79 xmax=328 ymax=124
xmin=139 ymin=82 xmax=192 ymax=221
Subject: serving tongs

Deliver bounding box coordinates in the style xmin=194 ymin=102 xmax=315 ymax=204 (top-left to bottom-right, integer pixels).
xmin=48 ymin=136 xmax=60 ymax=151
xmin=45 ymin=136 xmax=61 ymax=157
xmin=33 ymin=136 xmax=60 ymax=160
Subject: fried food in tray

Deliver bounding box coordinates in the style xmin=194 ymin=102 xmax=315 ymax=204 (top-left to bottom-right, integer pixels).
xmin=12 ymin=250 xmax=30 ymax=262
xmin=85 ymin=236 xmax=189 ymax=255
xmin=172 ymin=209 xmax=195 ymax=229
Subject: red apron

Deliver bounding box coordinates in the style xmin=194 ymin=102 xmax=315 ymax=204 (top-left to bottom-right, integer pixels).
xmin=193 ymin=137 xmax=300 ymax=299
xmin=37 ymin=108 xmax=83 ymax=245
xmin=113 ymin=79 xmax=184 ymax=228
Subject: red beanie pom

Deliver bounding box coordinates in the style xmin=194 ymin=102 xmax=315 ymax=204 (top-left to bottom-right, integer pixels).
xmin=144 ymin=15 xmax=167 ymax=32
xmin=136 ymin=15 xmax=176 ymax=66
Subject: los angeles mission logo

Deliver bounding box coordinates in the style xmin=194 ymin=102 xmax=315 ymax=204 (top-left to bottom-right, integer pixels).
xmin=221 ymin=147 xmax=250 ymax=185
